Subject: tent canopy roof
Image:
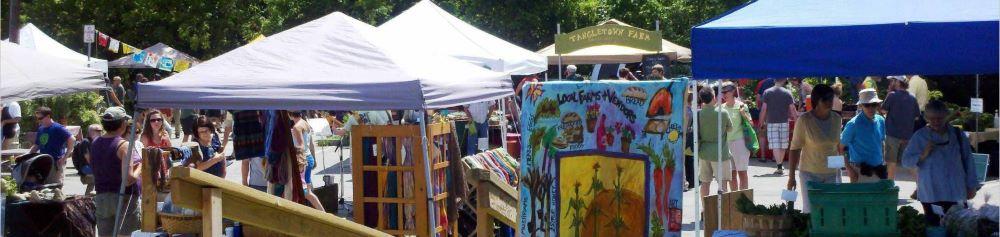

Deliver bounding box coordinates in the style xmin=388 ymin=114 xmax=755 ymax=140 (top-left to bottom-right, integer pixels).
xmin=13 ymin=23 xmax=108 ymax=73
xmin=377 ymin=0 xmax=546 ymax=75
xmin=692 ymin=0 xmax=999 ymax=79
xmin=537 ymin=19 xmax=692 ymax=65
xmin=109 ymin=43 xmax=200 ymax=69
xmin=137 ymin=12 xmax=512 ymax=111
xmin=1 ymin=41 xmax=105 ymax=103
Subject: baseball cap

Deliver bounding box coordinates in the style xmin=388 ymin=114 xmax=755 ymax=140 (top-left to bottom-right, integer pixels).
xmin=102 ymin=107 xmax=132 ymax=121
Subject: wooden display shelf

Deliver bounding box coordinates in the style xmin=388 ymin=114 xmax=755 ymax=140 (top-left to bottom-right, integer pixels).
xmin=351 ymin=123 xmax=457 ymax=237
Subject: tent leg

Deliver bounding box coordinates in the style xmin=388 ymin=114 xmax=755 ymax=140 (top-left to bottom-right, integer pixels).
xmin=113 ymin=109 xmax=141 ymax=237
xmin=418 ymin=110 xmax=436 ymax=237
xmin=716 ymin=81 xmax=723 ymax=231
xmin=692 ymin=81 xmax=701 ymax=237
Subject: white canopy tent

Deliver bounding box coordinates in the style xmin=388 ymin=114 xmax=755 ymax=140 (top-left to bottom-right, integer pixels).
xmin=537 ymin=19 xmax=692 ymax=64
xmin=377 ymin=0 xmax=546 ymax=76
xmin=13 ymin=23 xmax=109 ymax=73
xmin=131 ymin=12 xmax=511 ymax=237
xmin=1 ymin=41 xmax=105 ymax=103
xmin=138 ymin=12 xmax=512 ymax=110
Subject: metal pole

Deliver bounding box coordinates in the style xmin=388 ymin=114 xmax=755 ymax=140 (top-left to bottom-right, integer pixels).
xmin=113 ymin=109 xmax=141 ymax=237
xmin=975 ymin=75 xmax=980 ymax=132
xmin=418 ymin=110 xmax=436 ymax=237
xmin=557 ymin=23 xmax=562 ymax=81
xmin=692 ymin=81 xmax=701 ymax=237
xmin=715 ymin=81 xmax=723 ymax=231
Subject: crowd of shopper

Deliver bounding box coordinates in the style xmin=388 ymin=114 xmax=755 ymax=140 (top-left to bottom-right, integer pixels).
xmin=688 ymin=75 xmax=979 ymax=228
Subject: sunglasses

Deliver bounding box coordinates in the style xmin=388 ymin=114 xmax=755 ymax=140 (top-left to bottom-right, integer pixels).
xmin=862 ymin=103 xmax=880 ymax=108
xmin=149 ymin=118 xmax=163 ymax=123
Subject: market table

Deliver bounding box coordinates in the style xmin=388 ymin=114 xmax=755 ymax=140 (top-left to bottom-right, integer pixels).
xmin=5 ymin=196 xmax=96 ymax=237
xmin=968 ymin=128 xmax=999 ymax=150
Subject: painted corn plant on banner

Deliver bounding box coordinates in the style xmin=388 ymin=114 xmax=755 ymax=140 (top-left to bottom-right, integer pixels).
xmin=519 ymin=79 xmax=688 ymax=237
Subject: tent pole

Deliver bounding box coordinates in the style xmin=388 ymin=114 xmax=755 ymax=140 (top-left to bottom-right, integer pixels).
xmin=716 ymin=81 xmax=723 ymax=231
xmin=418 ymin=110 xmax=436 ymax=237
xmin=113 ymin=108 xmax=141 ymax=237
xmin=692 ymin=81 xmax=701 ymax=237
xmin=976 ymin=74 xmax=980 ymax=132
xmin=557 ymin=23 xmax=562 ymax=81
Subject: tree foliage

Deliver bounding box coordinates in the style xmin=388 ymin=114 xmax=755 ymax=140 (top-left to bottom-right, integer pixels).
xmin=6 ymin=0 xmax=749 ymax=62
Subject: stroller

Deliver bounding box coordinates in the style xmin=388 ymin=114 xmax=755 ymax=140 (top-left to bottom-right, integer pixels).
xmin=11 ymin=153 xmax=62 ymax=192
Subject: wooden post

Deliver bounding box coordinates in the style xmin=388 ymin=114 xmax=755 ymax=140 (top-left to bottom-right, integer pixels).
xmin=351 ymin=132 xmax=365 ymax=227
xmin=140 ymin=149 xmax=157 ymax=231
xmin=202 ymin=188 xmax=222 ymax=237
xmin=476 ymin=185 xmax=493 ymax=237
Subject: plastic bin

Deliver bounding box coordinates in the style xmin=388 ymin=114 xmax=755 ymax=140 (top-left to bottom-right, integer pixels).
xmin=973 ymin=153 xmax=989 ymax=183
xmin=807 ymin=180 xmax=899 ymax=236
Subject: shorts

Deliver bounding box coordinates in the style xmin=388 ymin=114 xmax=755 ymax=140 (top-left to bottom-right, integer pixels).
xmin=883 ymin=136 xmax=905 ymax=163
xmin=766 ymin=122 xmax=790 ymax=149
xmin=96 ymin=193 xmax=140 ymax=236
xmin=728 ymin=139 xmax=750 ymax=171
xmin=304 ymin=154 xmax=316 ymax=184
xmin=699 ymin=159 xmax=732 ymax=183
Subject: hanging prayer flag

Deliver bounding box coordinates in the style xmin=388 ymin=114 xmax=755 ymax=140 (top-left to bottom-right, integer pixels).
xmin=132 ymin=50 xmax=146 ymax=63
xmin=122 ymin=44 xmax=134 ymax=54
xmin=144 ymin=51 xmax=160 ymax=68
xmin=157 ymin=57 xmax=175 ymax=71
xmin=97 ymin=32 xmax=109 ymax=47
xmin=108 ymin=39 xmax=120 ymax=53
xmin=173 ymin=59 xmax=191 ymax=72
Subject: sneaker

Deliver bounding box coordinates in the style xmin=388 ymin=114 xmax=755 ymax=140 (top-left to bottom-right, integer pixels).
xmin=773 ymin=167 xmax=784 ymax=175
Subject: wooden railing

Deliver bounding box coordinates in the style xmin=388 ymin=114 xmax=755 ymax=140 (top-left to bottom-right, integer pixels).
xmin=167 ymin=166 xmax=391 ymax=237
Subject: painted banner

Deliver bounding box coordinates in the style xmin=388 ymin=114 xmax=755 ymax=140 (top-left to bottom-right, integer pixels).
xmin=519 ymin=80 xmax=687 ymax=237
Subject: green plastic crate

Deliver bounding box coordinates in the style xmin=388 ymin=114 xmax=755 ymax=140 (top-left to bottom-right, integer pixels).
xmin=807 ymin=180 xmax=899 ymax=237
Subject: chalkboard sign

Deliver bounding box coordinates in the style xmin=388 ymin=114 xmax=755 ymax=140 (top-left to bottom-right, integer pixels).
xmin=642 ymin=54 xmax=671 ymax=78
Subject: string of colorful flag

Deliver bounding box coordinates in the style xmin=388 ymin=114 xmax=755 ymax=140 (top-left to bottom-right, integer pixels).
xmin=93 ymin=30 xmax=194 ymax=72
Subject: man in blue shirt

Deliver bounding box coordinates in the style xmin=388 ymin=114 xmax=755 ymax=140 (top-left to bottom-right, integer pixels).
xmin=28 ymin=106 xmax=75 ymax=183
xmin=841 ymin=88 xmax=886 ymax=183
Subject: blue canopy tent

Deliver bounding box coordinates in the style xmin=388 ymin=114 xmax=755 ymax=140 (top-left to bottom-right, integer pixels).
xmin=690 ymin=0 xmax=998 ymax=235
xmin=692 ymin=0 xmax=999 ymax=79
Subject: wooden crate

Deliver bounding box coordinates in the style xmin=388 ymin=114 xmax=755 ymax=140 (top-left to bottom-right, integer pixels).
xmin=702 ymin=189 xmax=754 ymax=237
xmin=352 ymin=123 xmax=457 ymax=237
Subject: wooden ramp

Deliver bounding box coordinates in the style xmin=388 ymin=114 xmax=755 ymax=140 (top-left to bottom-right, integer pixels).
xmin=168 ymin=166 xmax=391 ymax=237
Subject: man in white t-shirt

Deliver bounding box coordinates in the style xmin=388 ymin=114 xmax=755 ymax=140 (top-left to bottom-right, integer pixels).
xmin=2 ymin=101 xmax=22 ymax=149
xmin=464 ymin=101 xmax=495 ymax=155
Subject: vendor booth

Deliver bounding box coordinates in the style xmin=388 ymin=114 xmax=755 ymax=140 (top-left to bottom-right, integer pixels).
xmin=135 ymin=12 xmax=512 ymax=237
xmin=1 ymin=40 xmax=105 ymax=236
xmin=11 ymin=23 xmax=109 ymax=73
xmin=690 ymin=0 xmax=999 ymax=235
